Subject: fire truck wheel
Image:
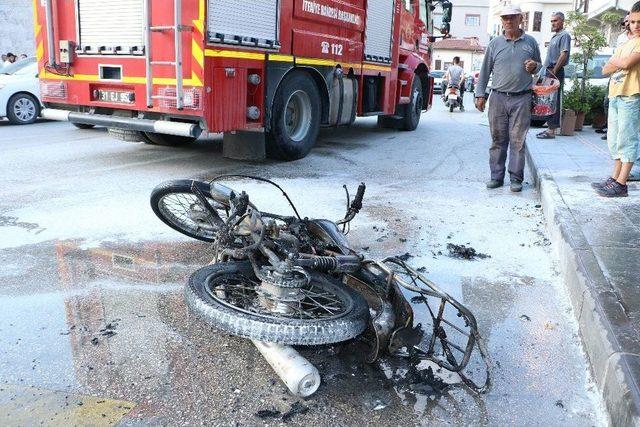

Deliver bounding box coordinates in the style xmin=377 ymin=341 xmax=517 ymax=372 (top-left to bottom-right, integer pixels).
xmin=142 ymin=132 xmax=196 ymax=146
xmin=266 ymin=72 xmax=321 ymax=161
xmin=107 ymin=128 xmax=144 ymax=143
xmin=401 ymin=77 xmax=423 ymax=131
xmin=71 ymin=123 xmax=95 ymax=130
xmin=376 ymin=77 xmax=423 ymax=131
xmin=6 ymin=93 xmax=40 ymax=125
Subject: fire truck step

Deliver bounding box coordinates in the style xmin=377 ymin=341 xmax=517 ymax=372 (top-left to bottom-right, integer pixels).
xmin=150 ymin=61 xmax=177 ymax=66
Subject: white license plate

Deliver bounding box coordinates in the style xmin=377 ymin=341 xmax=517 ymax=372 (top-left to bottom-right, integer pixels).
xmin=94 ymin=89 xmax=134 ymax=104
xmin=448 ymin=94 xmax=457 ymax=100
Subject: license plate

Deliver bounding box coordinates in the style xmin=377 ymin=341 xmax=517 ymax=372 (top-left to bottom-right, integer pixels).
xmin=448 ymin=94 xmax=457 ymax=100
xmin=94 ymin=89 xmax=134 ymax=104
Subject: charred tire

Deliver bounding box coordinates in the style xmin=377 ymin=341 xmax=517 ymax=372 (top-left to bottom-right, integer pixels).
xmin=401 ymin=77 xmax=423 ymax=131
xmin=186 ymin=261 xmax=369 ymax=345
xmin=150 ymin=179 xmax=223 ymax=242
xmin=7 ymin=93 xmax=40 ymax=125
xmin=71 ymin=122 xmax=95 ymax=130
xmin=143 ymin=132 xmax=196 ymax=146
xmin=107 ymin=128 xmax=144 ymax=142
xmin=266 ymin=72 xmax=321 ymax=161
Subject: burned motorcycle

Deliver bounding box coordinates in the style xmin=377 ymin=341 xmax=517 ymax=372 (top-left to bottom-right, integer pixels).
xmin=150 ymin=176 xmax=491 ymax=396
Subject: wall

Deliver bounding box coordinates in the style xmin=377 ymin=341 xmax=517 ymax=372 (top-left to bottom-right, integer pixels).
xmin=0 ymin=0 xmax=36 ymax=57
xmin=432 ymin=49 xmax=485 ymax=72
xmin=435 ymin=0 xmax=491 ymax=46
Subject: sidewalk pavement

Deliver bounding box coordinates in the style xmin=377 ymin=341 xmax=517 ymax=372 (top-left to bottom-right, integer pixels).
xmin=527 ymin=127 xmax=640 ymax=426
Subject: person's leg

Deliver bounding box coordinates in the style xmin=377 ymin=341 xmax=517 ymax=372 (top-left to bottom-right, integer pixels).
xmin=607 ymin=97 xmax=621 ymax=178
xmin=488 ymin=92 xmax=509 ymax=183
xmin=547 ymin=79 xmax=563 ymax=135
xmin=597 ymin=95 xmax=640 ymax=197
xmin=613 ymin=95 xmax=640 ymax=185
xmin=460 ymin=82 xmax=465 ymax=110
xmin=507 ymin=93 xmax=532 ymax=184
xmin=612 ymin=159 xmax=622 ymax=180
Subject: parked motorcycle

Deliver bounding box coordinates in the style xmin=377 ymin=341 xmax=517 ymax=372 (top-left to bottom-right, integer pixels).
xmin=150 ymin=176 xmax=490 ymax=395
xmin=444 ymin=84 xmax=463 ymax=112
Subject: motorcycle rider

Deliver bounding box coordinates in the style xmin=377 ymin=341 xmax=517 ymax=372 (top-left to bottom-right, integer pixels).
xmin=444 ymin=56 xmax=466 ymax=111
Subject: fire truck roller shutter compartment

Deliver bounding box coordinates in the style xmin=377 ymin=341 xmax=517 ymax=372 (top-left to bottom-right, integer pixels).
xmin=364 ymin=0 xmax=393 ymax=63
xmin=208 ymin=0 xmax=280 ymax=48
xmin=76 ymin=0 xmax=145 ymax=55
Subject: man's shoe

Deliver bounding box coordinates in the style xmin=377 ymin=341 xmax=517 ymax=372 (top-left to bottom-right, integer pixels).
xmin=510 ymin=181 xmax=523 ymax=192
xmin=591 ymin=177 xmax=615 ymax=189
xmin=486 ymin=180 xmax=504 ymax=189
xmin=627 ymin=168 xmax=640 ymax=182
xmin=596 ymin=181 xmax=628 ymax=197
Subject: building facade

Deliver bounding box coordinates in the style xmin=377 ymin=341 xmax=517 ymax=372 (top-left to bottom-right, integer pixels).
xmin=432 ymin=38 xmax=486 ymax=72
xmin=575 ymin=0 xmax=635 ymax=53
xmin=488 ymin=0 xmax=573 ymax=60
xmin=432 ymin=0 xmax=490 ymax=71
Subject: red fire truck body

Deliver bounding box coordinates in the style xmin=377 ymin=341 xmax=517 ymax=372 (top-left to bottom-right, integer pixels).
xmin=36 ymin=0 xmax=451 ymax=160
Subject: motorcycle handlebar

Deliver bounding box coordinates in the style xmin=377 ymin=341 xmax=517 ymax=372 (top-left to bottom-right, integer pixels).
xmin=351 ymin=183 xmax=366 ymax=212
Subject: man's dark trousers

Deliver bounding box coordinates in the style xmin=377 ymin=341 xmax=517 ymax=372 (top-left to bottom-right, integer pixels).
xmin=488 ymin=91 xmax=532 ymax=182
xmin=547 ymin=68 xmax=564 ymax=129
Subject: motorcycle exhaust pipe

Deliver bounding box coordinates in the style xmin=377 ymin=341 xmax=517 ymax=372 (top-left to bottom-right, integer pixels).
xmin=251 ymin=340 xmax=321 ymax=397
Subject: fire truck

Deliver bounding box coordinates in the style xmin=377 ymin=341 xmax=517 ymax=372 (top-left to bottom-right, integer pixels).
xmin=36 ymin=0 xmax=452 ymax=160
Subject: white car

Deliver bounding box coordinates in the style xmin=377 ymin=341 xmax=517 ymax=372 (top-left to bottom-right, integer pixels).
xmin=430 ymin=70 xmax=445 ymax=94
xmin=0 ymin=58 xmax=41 ymax=125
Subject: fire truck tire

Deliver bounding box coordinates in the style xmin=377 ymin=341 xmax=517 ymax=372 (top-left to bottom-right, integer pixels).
xmin=71 ymin=123 xmax=95 ymax=130
xmin=107 ymin=128 xmax=144 ymax=143
xmin=401 ymin=77 xmax=423 ymax=131
xmin=376 ymin=77 xmax=423 ymax=131
xmin=6 ymin=93 xmax=40 ymax=125
xmin=266 ymin=72 xmax=321 ymax=161
xmin=142 ymin=132 xmax=196 ymax=146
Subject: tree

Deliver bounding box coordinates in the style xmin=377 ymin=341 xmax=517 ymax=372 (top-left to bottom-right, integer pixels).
xmin=565 ymin=11 xmax=610 ymax=110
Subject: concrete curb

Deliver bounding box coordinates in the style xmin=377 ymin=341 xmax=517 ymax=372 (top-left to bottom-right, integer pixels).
xmin=526 ymin=148 xmax=640 ymax=426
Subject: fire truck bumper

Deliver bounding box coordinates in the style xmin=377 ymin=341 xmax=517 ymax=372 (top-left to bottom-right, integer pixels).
xmin=41 ymin=109 xmax=202 ymax=138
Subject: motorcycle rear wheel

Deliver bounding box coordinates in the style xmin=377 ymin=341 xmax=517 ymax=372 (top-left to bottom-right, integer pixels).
xmin=186 ymin=261 xmax=369 ymax=345
xmin=150 ymin=180 xmax=228 ymax=242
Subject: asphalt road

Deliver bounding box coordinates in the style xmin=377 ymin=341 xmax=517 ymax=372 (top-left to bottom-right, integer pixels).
xmin=0 ymin=95 xmax=606 ymax=426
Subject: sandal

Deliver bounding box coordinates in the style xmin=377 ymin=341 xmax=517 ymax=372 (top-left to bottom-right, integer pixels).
xmin=536 ymin=131 xmax=556 ymax=139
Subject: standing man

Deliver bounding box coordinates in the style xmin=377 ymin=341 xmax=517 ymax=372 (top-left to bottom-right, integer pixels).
xmin=474 ymin=4 xmax=542 ymax=192
xmin=444 ymin=56 xmax=466 ymax=111
xmin=536 ymin=12 xmax=572 ymax=139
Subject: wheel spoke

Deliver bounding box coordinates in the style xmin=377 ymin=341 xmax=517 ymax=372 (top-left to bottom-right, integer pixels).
xmin=206 ymin=272 xmax=348 ymax=321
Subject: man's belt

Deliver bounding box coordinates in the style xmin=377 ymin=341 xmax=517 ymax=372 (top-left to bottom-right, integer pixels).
xmin=494 ymin=89 xmax=533 ymax=96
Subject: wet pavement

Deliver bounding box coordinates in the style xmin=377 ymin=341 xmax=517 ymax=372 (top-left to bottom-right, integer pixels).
xmin=0 ymin=101 xmax=606 ymax=425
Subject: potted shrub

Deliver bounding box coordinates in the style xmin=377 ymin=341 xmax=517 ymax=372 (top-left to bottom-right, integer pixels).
xmin=566 ymin=11 xmax=610 ymax=131
xmin=586 ymin=85 xmax=608 ymax=128
xmin=560 ymin=82 xmax=580 ymax=135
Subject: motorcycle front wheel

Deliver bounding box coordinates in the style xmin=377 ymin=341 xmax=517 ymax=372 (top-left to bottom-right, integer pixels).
xmin=150 ymin=180 xmax=229 ymax=242
xmin=185 ymin=261 xmax=369 ymax=345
